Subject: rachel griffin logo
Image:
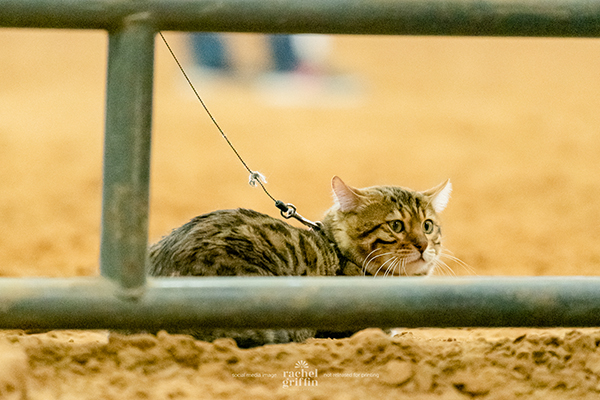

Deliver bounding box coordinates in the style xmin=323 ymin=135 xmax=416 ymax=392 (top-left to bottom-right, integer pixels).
xmin=282 ymin=360 xmax=318 ymax=389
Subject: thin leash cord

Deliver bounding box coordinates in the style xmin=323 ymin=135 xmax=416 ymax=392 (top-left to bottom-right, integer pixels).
xmin=157 ymin=33 xmax=273 ymax=201
xmin=158 ymin=32 xmax=321 ymax=230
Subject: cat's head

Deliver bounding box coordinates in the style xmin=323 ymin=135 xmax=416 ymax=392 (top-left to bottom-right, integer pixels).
xmin=323 ymin=176 xmax=451 ymax=277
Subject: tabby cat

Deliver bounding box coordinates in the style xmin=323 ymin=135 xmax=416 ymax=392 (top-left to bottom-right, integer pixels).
xmin=149 ymin=176 xmax=452 ymax=346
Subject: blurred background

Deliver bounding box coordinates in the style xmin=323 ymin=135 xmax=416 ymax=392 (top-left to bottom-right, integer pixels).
xmin=1 ymin=29 xmax=600 ymax=277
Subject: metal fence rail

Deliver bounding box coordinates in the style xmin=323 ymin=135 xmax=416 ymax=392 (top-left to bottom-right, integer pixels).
xmin=2 ymin=0 xmax=600 ymax=37
xmin=1 ymin=0 xmax=600 ymax=330
xmin=3 ymin=277 xmax=600 ymax=330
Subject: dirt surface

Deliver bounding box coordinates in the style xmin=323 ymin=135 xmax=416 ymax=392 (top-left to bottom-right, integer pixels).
xmin=4 ymin=328 xmax=600 ymax=400
xmin=2 ymin=30 xmax=600 ymax=398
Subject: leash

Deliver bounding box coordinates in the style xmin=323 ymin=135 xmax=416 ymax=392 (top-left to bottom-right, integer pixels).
xmin=159 ymin=32 xmax=321 ymax=231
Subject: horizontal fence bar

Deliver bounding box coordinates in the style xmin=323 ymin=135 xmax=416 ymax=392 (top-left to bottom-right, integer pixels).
xmin=2 ymin=276 xmax=600 ymax=331
xmin=1 ymin=0 xmax=600 ymax=37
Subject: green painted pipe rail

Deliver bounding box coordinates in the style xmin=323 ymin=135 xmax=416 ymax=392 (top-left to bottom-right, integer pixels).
xmin=1 ymin=276 xmax=600 ymax=330
xmin=100 ymin=14 xmax=154 ymax=292
xmin=1 ymin=0 xmax=600 ymax=37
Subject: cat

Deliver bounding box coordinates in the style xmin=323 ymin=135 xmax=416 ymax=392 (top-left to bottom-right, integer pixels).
xmin=148 ymin=176 xmax=452 ymax=346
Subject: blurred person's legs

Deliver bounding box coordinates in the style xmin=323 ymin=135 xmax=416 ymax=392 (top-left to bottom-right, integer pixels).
xmin=257 ymin=35 xmax=363 ymax=107
xmin=268 ymin=35 xmax=299 ymax=72
xmin=191 ymin=33 xmax=231 ymax=71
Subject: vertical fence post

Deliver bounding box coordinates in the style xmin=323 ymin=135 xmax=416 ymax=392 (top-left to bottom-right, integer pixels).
xmin=100 ymin=13 xmax=155 ymax=297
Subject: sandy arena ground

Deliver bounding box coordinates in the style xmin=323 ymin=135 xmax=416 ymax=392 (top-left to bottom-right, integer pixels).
xmin=2 ymin=29 xmax=600 ymax=398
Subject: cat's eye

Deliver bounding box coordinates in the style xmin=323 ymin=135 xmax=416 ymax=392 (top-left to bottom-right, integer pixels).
xmin=388 ymin=220 xmax=405 ymax=233
xmin=423 ymin=219 xmax=434 ymax=234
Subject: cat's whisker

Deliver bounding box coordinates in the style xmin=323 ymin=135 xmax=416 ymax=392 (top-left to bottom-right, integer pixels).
xmin=374 ymin=257 xmax=392 ymax=277
xmin=443 ymin=262 xmax=457 ymax=276
xmin=400 ymin=258 xmax=407 ymax=276
xmin=432 ymin=259 xmax=456 ymax=276
xmin=363 ymin=250 xmax=396 ymax=276
xmin=368 ymin=249 xmax=426 ymax=277
xmin=383 ymin=260 xmax=392 ymax=277
xmin=364 ymin=251 xmax=390 ymax=263
xmin=431 ymin=259 xmax=445 ymax=275
xmin=440 ymin=251 xmax=468 ymax=266
xmin=374 ymin=256 xmax=396 ymax=277
xmin=361 ymin=248 xmax=382 ymax=276
xmin=384 ymin=257 xmax=399 ymax=277
xmin=365 ymin=253 xmax=384 ymax=276
xmin=362 ymin=251 xmax=383 ymax=275
xmin=393 ymin=259 xmax=401 ymax=276
xmin=364 ymin=248 xmax=381 ymax=260
xmin=441 ymin=259 xmax=459 ymax=276
xmin=439 ymin=248 xmax=477 ymax=276
xmin=362 ymin=252 xmax=387 ymax=275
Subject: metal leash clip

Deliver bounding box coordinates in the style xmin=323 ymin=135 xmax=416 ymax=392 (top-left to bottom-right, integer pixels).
xmin=275 ymin=201 xmax=322 ymax=231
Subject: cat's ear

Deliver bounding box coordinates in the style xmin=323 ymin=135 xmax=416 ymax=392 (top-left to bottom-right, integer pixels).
xmin=332 ymin=176 xmax=363 ymax=212
xmin=422 ymin=179 xmax=452 ymax=213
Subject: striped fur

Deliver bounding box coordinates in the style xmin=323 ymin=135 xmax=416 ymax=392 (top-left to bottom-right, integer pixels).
xmin=148 ymin=176 xmax=451 ymax=346
xmin=149 ymin=208 xmax=340 ymax=277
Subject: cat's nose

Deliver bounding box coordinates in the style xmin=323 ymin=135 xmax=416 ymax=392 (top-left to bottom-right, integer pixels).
xmin=414 ymin=238 xmax=428 ymax=254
